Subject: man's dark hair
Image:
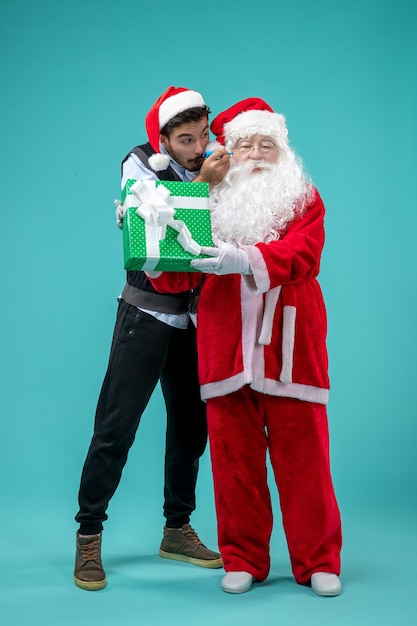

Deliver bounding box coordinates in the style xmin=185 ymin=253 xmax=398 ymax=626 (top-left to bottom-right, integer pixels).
xmin=160 ymin=106 xmax=211 ymax=137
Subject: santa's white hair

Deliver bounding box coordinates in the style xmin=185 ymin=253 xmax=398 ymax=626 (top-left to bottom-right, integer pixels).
xmin=210 ymin=112 xmax=314 ymax=246
xmin=224 ymin=109 xmax=289 ymax=153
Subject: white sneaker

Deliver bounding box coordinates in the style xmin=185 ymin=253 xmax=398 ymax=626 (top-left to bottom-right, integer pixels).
xmin=311 ymin=572 xmax=342 ymax=596
xmin=221 ymin=571 xmax=253 ymax=594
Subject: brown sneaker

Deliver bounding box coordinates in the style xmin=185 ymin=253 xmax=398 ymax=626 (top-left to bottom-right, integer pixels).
xmin=159 ymin=524 xmax=223 ymax=568
xmin=74 ymin=532 xmax=106 ymax=590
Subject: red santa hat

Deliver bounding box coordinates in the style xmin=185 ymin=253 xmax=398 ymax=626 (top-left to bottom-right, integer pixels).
xmin=210 ymin=97 xmax=288 ymax=151
xmin=145 ymin=86 xmax=206 ymax=171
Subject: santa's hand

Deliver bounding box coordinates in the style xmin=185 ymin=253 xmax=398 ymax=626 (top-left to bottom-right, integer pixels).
xmin=190 ymin=242 xmax=251 ymax=275
xmin=115 ymin=199 xmax=126 ymax=229
xmin=145 ymin=270 xmax=163 ymax=278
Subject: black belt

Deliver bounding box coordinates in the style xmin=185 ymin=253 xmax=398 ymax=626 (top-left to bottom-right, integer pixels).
xmin=121 ymin=282 xmax=198 ymax=314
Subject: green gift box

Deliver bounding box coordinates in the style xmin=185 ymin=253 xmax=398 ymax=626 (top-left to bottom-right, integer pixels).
xmin=121 ymin=179 xmax=212 ymax=272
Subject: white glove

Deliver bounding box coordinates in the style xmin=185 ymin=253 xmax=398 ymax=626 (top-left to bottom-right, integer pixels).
xmin=190 ymin=241 xmax=251 ymax=275
xmin=115 ymin=199 xmax=126 ymax=229
xmin=145 ymin=270 xmax=163 ymax=278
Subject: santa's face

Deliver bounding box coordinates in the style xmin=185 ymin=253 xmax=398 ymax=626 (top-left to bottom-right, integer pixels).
xmin=160 ymin=117 xmax=209 ymax=171
xmin=232 ymin=134 xmax=278 ymax=172
xmin=210 ymin=133 xmax=310 ymax=245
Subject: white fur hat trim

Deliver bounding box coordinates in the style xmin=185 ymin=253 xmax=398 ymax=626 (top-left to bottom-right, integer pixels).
xmin=159 ymin=90 xmax=206 ymax=129
xmin=224 ymin=110 xmax=288 ymax=150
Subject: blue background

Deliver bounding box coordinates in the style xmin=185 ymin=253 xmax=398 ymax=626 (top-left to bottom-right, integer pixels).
xmin=1 ymin=0 xmax=416 ymax=624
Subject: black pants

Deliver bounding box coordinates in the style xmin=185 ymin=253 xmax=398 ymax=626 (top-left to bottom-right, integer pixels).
xmin=75 ymin=299 xmax=207 ymax=535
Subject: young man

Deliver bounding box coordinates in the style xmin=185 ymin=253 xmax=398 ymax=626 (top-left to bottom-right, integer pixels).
xmin=74 ymin=86 xmax=230 ymax=591
xmin=148 ymin=98 xmax=343 ymax=597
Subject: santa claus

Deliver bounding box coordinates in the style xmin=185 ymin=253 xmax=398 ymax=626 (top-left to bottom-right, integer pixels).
xmin=148 ymin=98 xmax=342 ymax=597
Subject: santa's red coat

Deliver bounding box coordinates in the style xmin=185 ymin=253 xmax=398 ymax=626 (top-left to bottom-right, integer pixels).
xmin=150 ymin=187 xmax=329 ymax=405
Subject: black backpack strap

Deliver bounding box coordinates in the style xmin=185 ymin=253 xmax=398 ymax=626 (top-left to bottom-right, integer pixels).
xmin=121 ymin=142 xmax=181 ymax=182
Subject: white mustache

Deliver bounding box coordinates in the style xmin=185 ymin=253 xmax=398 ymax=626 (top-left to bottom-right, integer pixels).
xmin=225 ymin=160 xmax=274 ymax=184
xmin=248 ymin=160 xmax=273 ymax=172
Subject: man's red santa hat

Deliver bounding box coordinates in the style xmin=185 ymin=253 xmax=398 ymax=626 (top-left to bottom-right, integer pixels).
xmin=145 ymin=86 xmax=206 ymax=171
xmin=210 ymin=97 xmax=289 ymax=152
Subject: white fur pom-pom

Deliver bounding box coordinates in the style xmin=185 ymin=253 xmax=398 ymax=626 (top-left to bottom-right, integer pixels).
xmin=148 ymin=153 xmax=171 ymax=171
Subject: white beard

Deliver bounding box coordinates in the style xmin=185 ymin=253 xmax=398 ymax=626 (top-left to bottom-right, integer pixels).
xmin=210 ymin=151 xmax=313 ymax=245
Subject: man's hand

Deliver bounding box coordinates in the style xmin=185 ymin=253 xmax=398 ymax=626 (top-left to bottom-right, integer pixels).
xmin=193 ymin=149 xmax=231 ymax=186
xmin=190 ymin=242 xmax=251 ymax=275
xmin=115 ymin=199 xmax=125 ymax=229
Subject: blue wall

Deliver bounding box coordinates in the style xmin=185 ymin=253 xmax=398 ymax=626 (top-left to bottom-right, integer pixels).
xmin=1 ymin=0 xmax=416 ymax=525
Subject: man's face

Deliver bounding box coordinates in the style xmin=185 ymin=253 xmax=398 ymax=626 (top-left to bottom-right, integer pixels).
xmin=232 ymin=134 xmax=278 ymax=172
xmin=160 ymin=117 xmax=209 ymax=171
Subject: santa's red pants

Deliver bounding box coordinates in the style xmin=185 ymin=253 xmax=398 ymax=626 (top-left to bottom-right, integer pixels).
xmin=206 ymin=388 xmax=342 ymax=584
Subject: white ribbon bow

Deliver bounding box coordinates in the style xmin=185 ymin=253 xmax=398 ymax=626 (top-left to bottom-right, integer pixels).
xmin=129 ymin=180 xmax=202 ymax=270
